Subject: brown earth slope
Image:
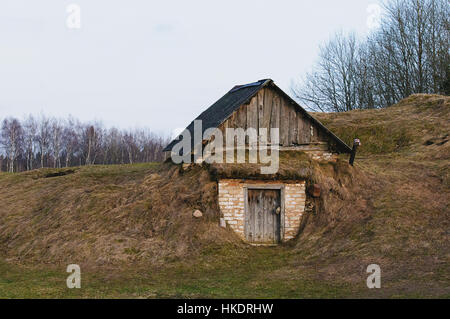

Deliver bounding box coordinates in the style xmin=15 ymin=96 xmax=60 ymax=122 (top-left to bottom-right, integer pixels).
xmin=299 ymin=94 xmax=449 ymax=296
xmin=0 ymin=94 xmax=448 ymax=297
xmin=0 ymin=163 xmax=237 ymax=266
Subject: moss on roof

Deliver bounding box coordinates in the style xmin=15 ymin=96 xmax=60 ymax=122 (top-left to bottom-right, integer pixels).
xmin=207 ymin=151 xmax=313 ymax=180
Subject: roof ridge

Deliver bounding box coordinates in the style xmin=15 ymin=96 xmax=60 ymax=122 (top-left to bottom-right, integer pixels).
xmin=163 ymin=79 xmax=352 ymax=153
xmin=229 ymin=79 xmax=271 ymax=93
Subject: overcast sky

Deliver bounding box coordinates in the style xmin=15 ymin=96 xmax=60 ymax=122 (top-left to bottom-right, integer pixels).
xmin=0 ymin=0 xmax=382 ymax=136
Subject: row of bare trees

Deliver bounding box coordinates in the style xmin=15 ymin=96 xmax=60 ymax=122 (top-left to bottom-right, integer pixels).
xmin=292 ymin=0 xmax=449 ymax=112
xmin=0 ymin=115 xmax=170 ymax=173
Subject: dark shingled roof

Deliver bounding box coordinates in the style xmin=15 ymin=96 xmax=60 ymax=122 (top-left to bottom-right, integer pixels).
xmin=163 ymin=79 xmax=270 ymax=152
xmin=163 ymin=79 xmax=352 ymax=153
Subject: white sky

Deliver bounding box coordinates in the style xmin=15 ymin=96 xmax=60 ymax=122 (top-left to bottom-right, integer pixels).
xmin=0 ymin=0 xmax=382 ymax=136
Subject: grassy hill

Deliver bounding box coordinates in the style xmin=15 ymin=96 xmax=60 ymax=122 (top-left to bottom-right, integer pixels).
xmin=0 ymin=94 xmax=448 ymax=298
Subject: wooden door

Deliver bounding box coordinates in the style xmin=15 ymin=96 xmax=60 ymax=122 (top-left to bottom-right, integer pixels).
xmin=245 ymin=189 xmax=281 ymax=244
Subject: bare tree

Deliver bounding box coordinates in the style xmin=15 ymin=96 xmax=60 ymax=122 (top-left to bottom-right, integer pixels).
xmin=292 ymin=32 xmax=360 ymax=112
xmin=123 ymin=131 xmax=137 ymax=164
xmin=292 ymin=0 xmax=449 ymax=111
xmin=103 ymin=127 xmax=122 ymax=165
xmin=62 ymin=116 xmax=79 ymax=167
xmin=0 ymin=113 xmax=169 ymax=172
xmin=37 ymin=115 xmax=51 ymax=168
xmin=1 ymin=118 xmax=24 ymax=172
xmin=423 ymin=0 xmax=450 ymax=94
xmin=50 ymin=118 xmax=63 ymax=168
xmin=83 ymin=123 xmax=103 ymax=165
xmin=23 ymin=115 xmax=37 ymax=170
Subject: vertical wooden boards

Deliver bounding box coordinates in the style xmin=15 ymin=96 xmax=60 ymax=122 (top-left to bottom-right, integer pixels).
xmin=262 ymin=88 xmax=273 ymax=143
xmin=263 ymin=191 xmax=271 ymax=242
xmin=279 ymin=96 xmax=289 ymax=146
xmin=246 ymin=189 xmax=281 ymax=244
xmin=246 ymin=95 xmax=258 ymax=146
xmin=273 ymin=192 xmax=281 ymax=243
xmin=270 ymin=93 xmax=281 ymax=144
xmin=251 ymin=189 xmax=261 ymax=243
xmin=218 ymin=86 xmax=333 ymax=150
xmin=263 ymin=190 xmax=277 ymax=242
xmin=288 ymin=105 xmax=298 ymax=145
xmin=255 ymin=190 xmax=263 ymax=242
xmin=246 ymin=189 xmax=255 ymax=242
xmin=228 ymin=112 xmax=236 ymax=129
xmin=297 ymin=114 xmax=310 ymax=144
xmin=236 ymin=106 xmax=247 ymax=130
xmin=223 ymin=105 xmax=248 ymax=145
xmin=257 ymin=89 xmax=265 ymax=142
xmin=304 ymin=118 xmax=312 ymax=144
xmin=311 ymin=123 xmax=319 ymax=143
xmin=219 ymin=119 xmax=227 ymax=147
xmin=297 ymin=113 xmax=304 ymax=143
xmin=246 ymin=95 xmax=258 ymax=145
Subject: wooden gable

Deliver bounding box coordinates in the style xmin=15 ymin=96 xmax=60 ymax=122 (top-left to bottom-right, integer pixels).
xmin=163 ymin=79 xmax=351 ymax=154
xmin=217 ymin=86 xmax=335 ymax=152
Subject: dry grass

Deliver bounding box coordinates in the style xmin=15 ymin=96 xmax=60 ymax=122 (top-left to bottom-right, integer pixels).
xmin=298 ymin=94 xmax=450 ymax=296
xmin=0 ymin=162 xmax=239 ymax=267
xmin=0 ymin=94 xmax=448 ymax=298
xmin=208 ymin=150 xmax=313 ymax=180
xmin=314 ymin=94 xmax=449 ymax=155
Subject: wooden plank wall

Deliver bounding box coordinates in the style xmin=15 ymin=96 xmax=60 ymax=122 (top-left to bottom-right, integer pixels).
xmin=246 ymin=189 xmax=281 ymax=243
xmin=218 ymin=87 xmax=330 ymax=150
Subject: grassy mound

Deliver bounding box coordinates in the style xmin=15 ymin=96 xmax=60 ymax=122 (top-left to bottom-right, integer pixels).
xmin=0 ymin=163 xmax=239 ymax=267
xmin=0 ymin=94 xmax=448 ymax=298
xmin=314 ymin=94 xmax=449 ymax=155
xmin=299 ymin=94 xmax=449 ymax=295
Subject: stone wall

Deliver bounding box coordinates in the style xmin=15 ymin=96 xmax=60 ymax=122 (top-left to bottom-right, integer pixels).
xmin=218 ymin=179 xmax=306 ymax=242
xmin=283 ymin=182 xmax=306 ymax=240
